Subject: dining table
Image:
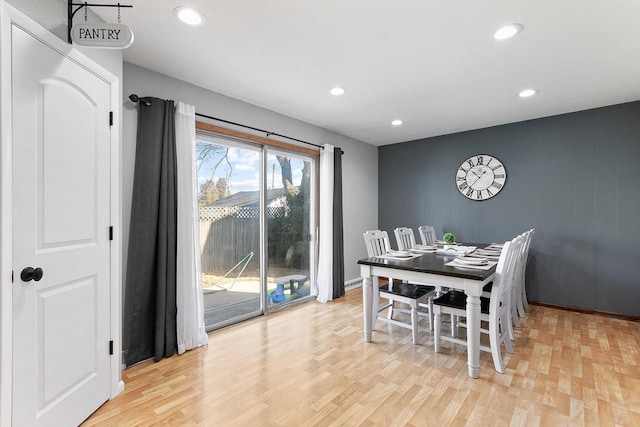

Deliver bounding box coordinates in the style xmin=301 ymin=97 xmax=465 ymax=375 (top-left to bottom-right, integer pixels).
xmin=357 ymin=243 xmax=497 ymax=379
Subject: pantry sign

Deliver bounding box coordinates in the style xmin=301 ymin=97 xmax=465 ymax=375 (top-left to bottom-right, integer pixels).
xmin=71 ymin=23 xmax=134 ymax=48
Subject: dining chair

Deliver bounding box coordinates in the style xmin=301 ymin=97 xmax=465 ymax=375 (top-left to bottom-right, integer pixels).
xmin=487 ymin=229 xmax=534 ymax=328
xmin=394 ymin=226 xmax=438 ymax=328
xmin=362 ymin=230 xmax=393 ymax=320
xmin=363 ymin=230 xmax=436 ymax=344
xmin=418 ymin=225 xmax=437 ymax=245
xmin=394 ymin=227 xmax=418 ymax=251
xmin=481 ymin=237 xmax=520 ymax=340
xmin=433 ymin=234 xmax=523 ymax=374
xmin=515 ymin=228 xmax=535 ymax=316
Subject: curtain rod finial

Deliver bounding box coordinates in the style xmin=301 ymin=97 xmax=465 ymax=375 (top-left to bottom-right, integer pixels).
xmin=129 ymin=94 xmax=151 ymax=106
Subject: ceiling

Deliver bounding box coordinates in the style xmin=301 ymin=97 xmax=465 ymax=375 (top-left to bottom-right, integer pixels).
xmin=99 ymin=1 xmax=640 ymax=146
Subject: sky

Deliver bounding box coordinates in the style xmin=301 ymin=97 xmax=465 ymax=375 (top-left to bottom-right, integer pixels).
xmin=196 ymin=140 xmax=307 ymax=195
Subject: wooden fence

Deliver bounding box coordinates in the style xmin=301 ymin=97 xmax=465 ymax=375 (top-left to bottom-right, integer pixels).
xmin=199 ymin=206 xmax=287 ymax=273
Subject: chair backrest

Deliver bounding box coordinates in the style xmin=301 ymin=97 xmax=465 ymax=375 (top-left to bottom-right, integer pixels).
xmin=394 ymin=227 xmax=417 ymax=250
xmin=418 ymin=225 xmax=436 ymax=245
xmin=523 ymin=228 xmax=534 ymax=265
xmin=517 ymin=228 xmax=535 ymax=284
xmin=363 ymin=230 xmax=391 ymax=257
xmin=489 ymin=235 xmax=523 ymax=318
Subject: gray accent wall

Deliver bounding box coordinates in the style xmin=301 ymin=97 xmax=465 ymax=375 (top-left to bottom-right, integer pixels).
xmin=378 ymin=101 xmax=640 ymax=316
xmin=123 ymin=62 xmax=378 ymax=286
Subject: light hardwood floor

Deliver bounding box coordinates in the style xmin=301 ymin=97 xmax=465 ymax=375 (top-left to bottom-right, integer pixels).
xmin=84 ymin=288 xmax=640 ymax=426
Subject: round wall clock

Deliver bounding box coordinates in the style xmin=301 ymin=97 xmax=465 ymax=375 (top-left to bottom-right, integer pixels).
xmin=456 ymin=154 xmax=506 ymax=200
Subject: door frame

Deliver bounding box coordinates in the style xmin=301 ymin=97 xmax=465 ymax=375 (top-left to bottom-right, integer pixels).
xmin=0 ymin=4 xmax=124 ymax=425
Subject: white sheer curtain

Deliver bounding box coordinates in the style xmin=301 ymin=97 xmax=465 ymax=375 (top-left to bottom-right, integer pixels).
xmin=175 ymin=102 xmax=208 ymax=353
xmin=315 ymin=144 xmax=335 ymax=303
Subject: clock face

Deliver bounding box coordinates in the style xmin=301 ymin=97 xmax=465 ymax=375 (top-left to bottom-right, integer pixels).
xmin=456 ymin=154 xmax=506 ymax=200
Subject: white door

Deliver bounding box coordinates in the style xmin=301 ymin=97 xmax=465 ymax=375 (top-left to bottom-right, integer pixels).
xmin=11 ymin=23 xmax=112 ymax=427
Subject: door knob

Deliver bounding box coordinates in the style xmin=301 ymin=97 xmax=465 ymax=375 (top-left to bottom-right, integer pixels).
xmin=20 ymin=267 xmax=43 ymax=282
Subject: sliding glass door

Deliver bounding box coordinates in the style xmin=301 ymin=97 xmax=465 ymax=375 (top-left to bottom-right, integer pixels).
xmin=197 ymin=138 xmax=261 ymax=328
xmin=266 ymin=151 xmax=313 ymax=306
xmin=196 ymin=133 xmax=315 ymax=330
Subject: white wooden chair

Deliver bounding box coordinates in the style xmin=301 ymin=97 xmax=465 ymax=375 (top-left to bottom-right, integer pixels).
xmin=481 ymin=236 xmax=520 ymax=341
xmin=393 ymin=225 xmax=458 ymax=328
xmin=363 ymin=230 xmax=436 ymax=344
xmin=516 ymin=228 xmax=535 ymax=316
xmin=418 ymin=225 xmax=437 ymax=245
xmin=433 ymin=234 xmax=523 ymax=373
xmin=486 ymin=229 xmax=534 ymax=332
xmin=362 ymin=230 xmax=393 ymax=321
xmin=394 ymin=226 xmax=438 ymax=328
xmin=394 ymin=226 xmax=417 ymax=251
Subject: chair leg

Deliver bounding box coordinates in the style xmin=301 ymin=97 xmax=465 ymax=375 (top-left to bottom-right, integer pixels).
xmin=385 ymin=278 xmax=396 ymax=320
xmin=451 ymin=315 xmax=458 ymax=338
xmin=489 ymin=317 xmax=505 ymax=374
xmin=428 ymin=298 xmax=434 ymax=331
xmin=522 ymin=282 xmax=529 ymax=310
xmin=510 ymin=288 xmax=520 ymax=327
xmin=516 ymin=280 xmax=526 ymax=318
xmin=502 ymin=314 xmax=514 ymax=354
xmin=506 ymin=296 xmax=516 ymax=341
xmin=512 ymin=307 xmax=520 ymax=328
xmin=509 ymin=291 xmax=518 ymax=342
xmin=434 ymin=311 xmax=441 ymax=352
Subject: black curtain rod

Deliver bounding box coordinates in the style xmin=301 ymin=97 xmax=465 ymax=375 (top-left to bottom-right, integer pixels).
xmin=195 ymin=112 xmax=324 ymax=150
xmin=128 ymin=94 xmax=326 ymax=151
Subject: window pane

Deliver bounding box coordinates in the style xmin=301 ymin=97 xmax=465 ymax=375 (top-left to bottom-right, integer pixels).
xmin=266 ymin=152 xmax=312 ymax=306
xmin=197 ymin=139 xmax=261 ymax=328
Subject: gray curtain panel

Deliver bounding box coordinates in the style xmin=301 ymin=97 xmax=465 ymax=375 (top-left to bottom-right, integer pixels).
xmin=123 ymin=97 xmax=177 ymax=367
xmin=332 ymin=148 xmax=345 ymax=298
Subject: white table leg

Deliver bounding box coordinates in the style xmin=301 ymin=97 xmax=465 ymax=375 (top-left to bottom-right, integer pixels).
xmin=466 ymin=293 xmax=481 ymax=378
xmin=371 ymin=276 xmax=380 ymax=325
xmin=362 ymin=275 xmax=373 ymax=342
xmin=434 ymin=311 xmax=441 ymax=352
xmin=410 ymin=303 xmax=418 ymax=344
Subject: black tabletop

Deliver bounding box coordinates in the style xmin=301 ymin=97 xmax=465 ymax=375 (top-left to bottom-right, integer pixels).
xmin=357 ymin=243 xmax=496 ymax=281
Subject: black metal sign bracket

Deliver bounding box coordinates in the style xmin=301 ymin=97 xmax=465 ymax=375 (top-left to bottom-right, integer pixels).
xmin=67 ymin=1 xmax=133 ymax=43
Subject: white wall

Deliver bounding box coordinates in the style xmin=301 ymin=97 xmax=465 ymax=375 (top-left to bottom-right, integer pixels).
xmin=5 ymin=0 xmax=123 ymax=78
xmin=123 ymin=62 xmax=377 ymax=287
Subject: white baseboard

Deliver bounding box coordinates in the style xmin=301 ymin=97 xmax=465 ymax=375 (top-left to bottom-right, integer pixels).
xmin=345 ymin=277 xmax=363 ymax=291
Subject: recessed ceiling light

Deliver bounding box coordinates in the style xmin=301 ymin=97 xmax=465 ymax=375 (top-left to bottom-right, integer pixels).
xmin=518 ymin=89 xmax=537 ymax=98
xmin=391 ymin=119 xmax=403 ymax=126
xmin=494 ymin=23 xmax=522 ymax=40
xmin=174 ymin=6 xmax=205 ymax=26
xmin=329 ymin=87 xmax=346 ymax=96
